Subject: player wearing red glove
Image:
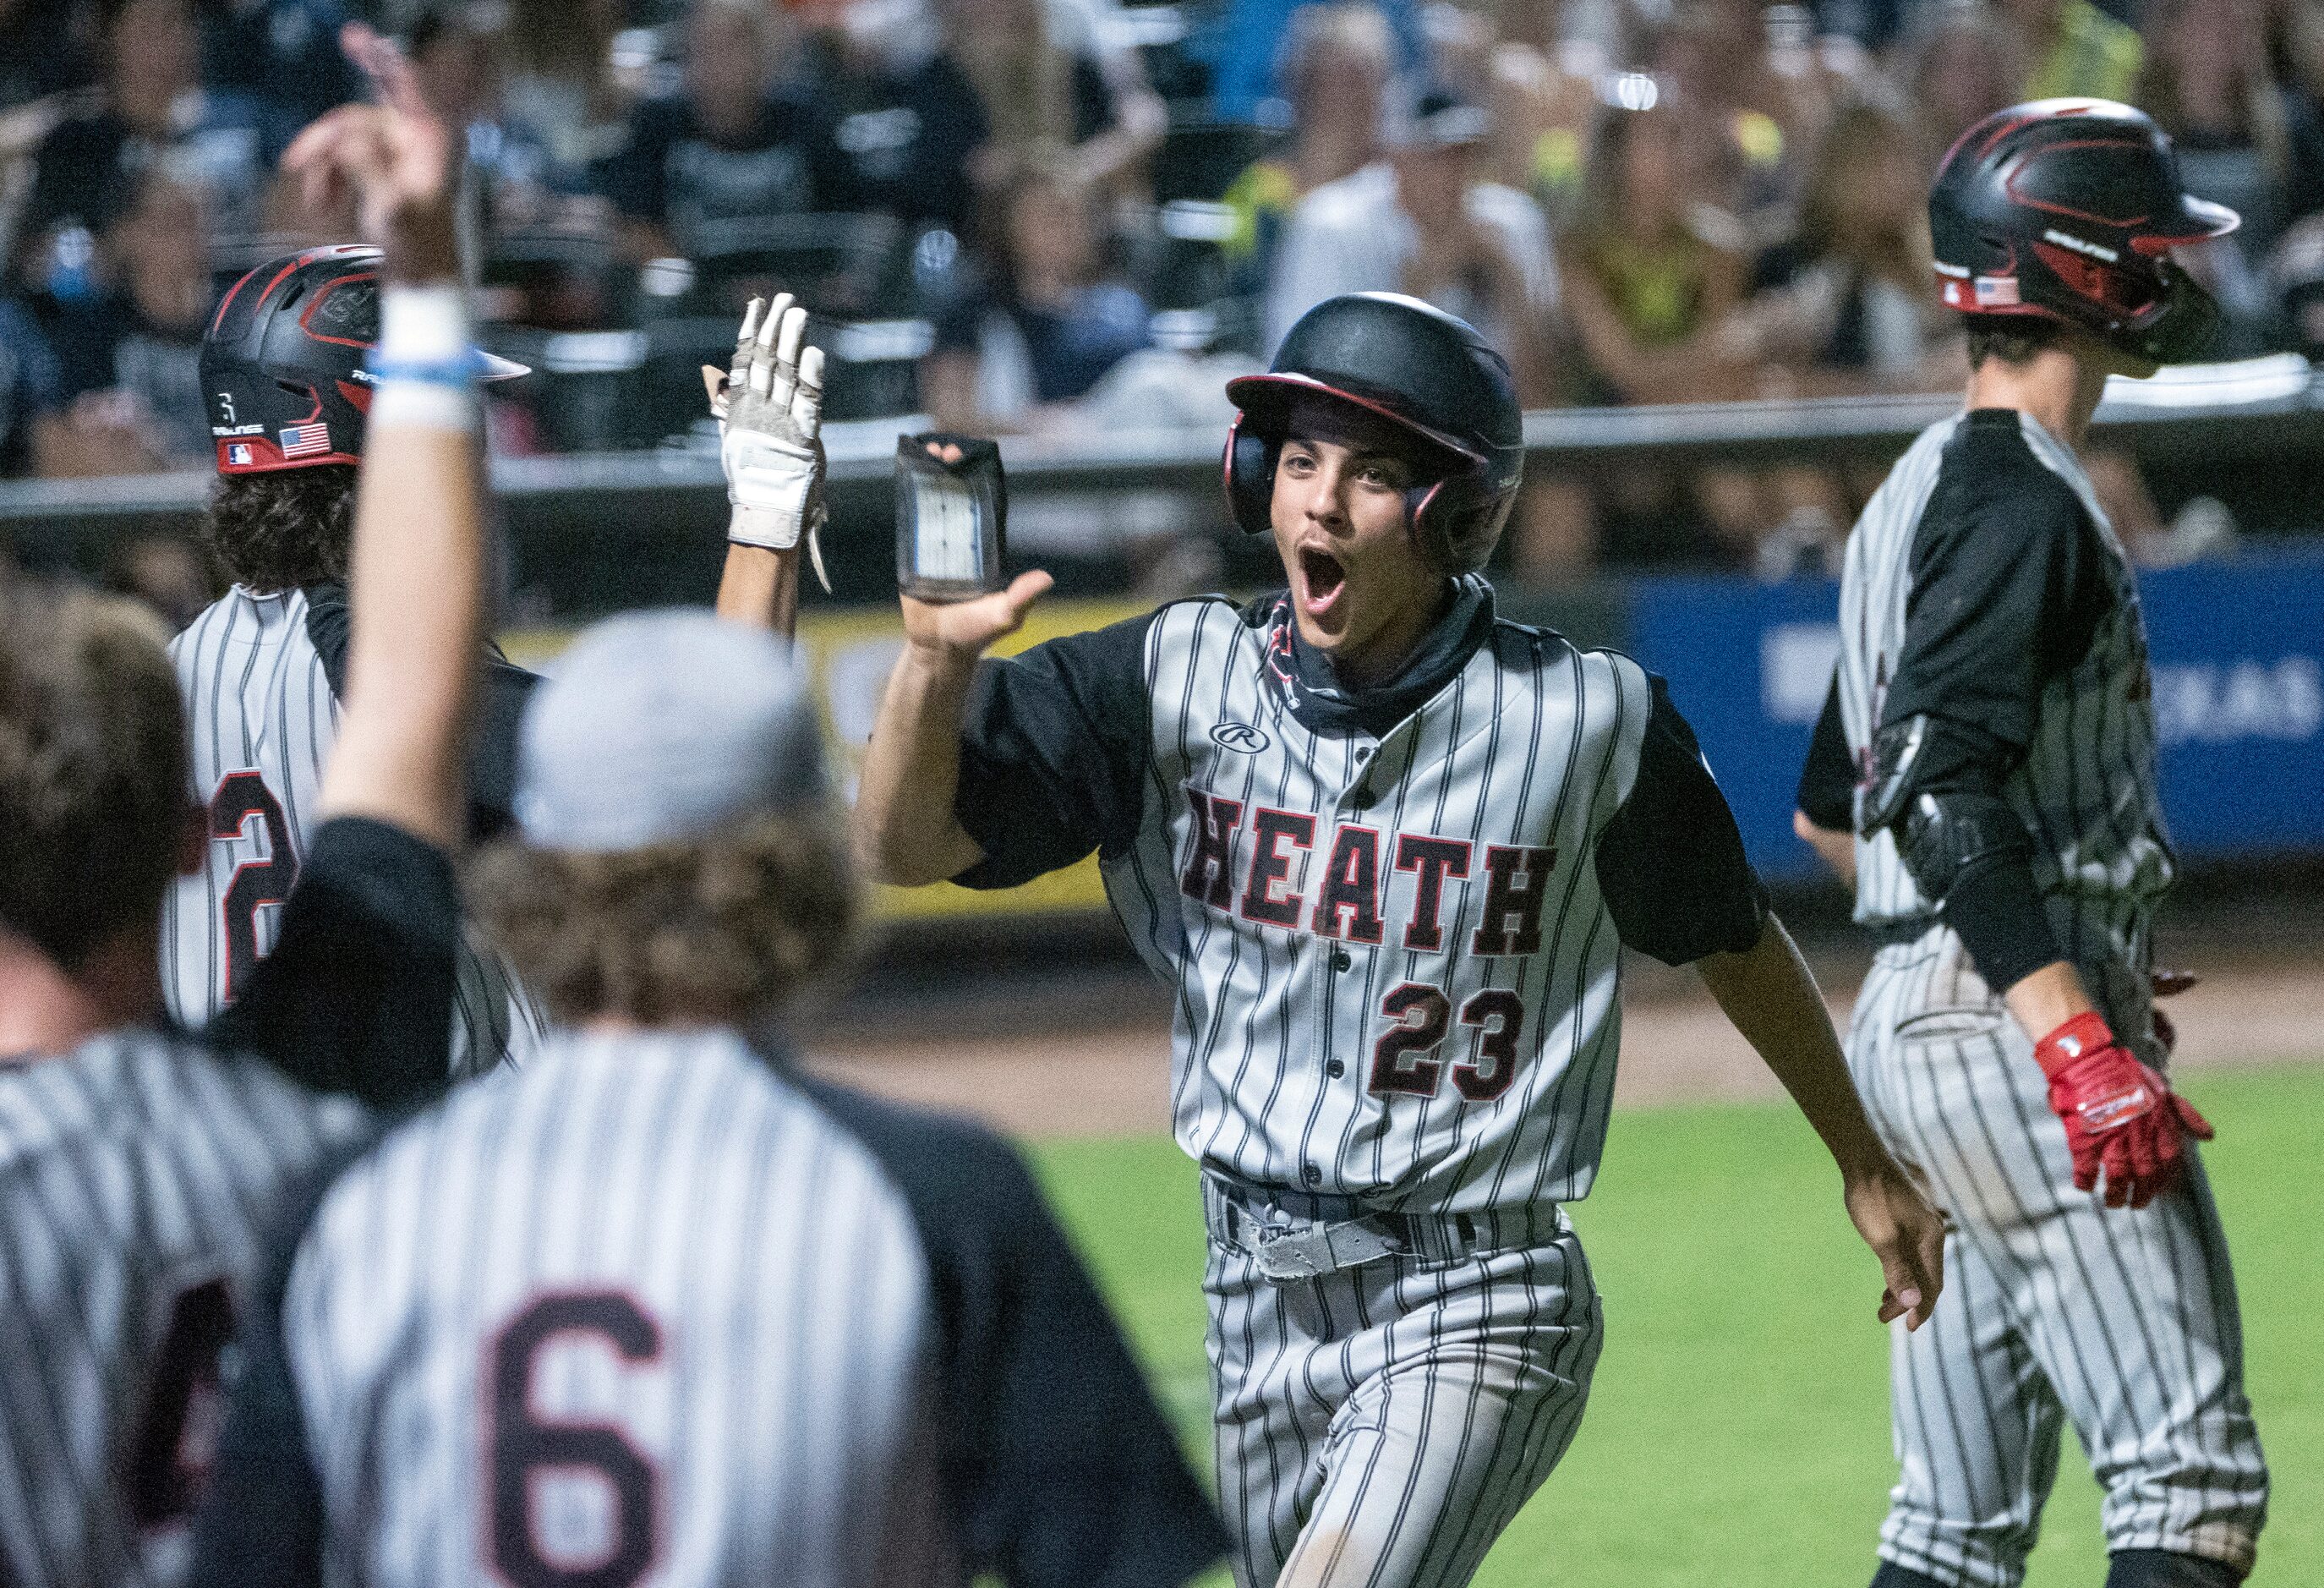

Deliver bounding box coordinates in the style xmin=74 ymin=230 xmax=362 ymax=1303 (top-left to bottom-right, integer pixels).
xmin=2034 ymin=1010 xmax=2213 ymax=1209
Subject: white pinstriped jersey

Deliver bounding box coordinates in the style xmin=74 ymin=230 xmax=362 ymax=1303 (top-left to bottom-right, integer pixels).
xmin=1837 ymin=412 xmax=2173 ymax=977
xmin=0 ymin=1032 xmax=363 ymax=1588
xmin=282 ymin=1029 xmax=953 ymax=1588
xmin=161 ymin=587 xmax=539 ymax=1073
xmin=1114 ymin=602 xmax=1656 ymax=1210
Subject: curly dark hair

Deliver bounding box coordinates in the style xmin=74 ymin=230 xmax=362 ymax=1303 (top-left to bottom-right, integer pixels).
xmin=200 ymin=466 xmax=358 ymax=593
xmin=470 ymin=810 xmax=861 ymax=1028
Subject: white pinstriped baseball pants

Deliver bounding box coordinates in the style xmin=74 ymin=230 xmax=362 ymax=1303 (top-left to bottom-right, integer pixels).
xmin=1203 ymin=1203 xmax=1601 ymax=1588
xmin=1846 ymin=933 xmax=2267 ymax=1587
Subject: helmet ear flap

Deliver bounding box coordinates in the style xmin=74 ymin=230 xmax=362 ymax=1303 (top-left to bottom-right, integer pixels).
xmin=1224 ymin=415 xmax=1277 ymax=536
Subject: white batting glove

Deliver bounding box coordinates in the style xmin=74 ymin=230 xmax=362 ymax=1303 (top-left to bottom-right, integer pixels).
xmin=708 ymin=293 xmax=828 ymax=575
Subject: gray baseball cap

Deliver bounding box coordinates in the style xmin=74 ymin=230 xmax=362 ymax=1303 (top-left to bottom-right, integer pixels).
xmin=514 ymin=609 xmax=829 ymax=852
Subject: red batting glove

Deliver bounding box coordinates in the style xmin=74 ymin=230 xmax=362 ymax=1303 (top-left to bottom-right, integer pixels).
xmin=2034 ymin=1012 xmax=2214 ymax=1210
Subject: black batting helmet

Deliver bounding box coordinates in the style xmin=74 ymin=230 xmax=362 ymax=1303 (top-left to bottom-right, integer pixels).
xmin=1225 ymin=293 xmax=1523 ymax=576
xmin=201 ymin=245 xmax=524 ymax=474
xmin=1929 ymin=99 xmax=2239 ymax=365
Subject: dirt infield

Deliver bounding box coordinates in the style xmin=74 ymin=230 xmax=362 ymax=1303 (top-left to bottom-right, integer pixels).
xmin=807 ymin=960 xmax=2324 ymax=1140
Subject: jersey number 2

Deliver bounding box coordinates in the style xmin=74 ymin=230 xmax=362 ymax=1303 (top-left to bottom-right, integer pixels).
xmin=489 ymin=1291 xmax=662 ymax=1588
xmin=209 ymin=770 xmax=295 ymax=1004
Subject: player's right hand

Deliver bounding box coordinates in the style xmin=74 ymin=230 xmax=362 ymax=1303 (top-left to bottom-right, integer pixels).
xmin=2034 ymin=1011 xmax=2213 ymax=1209
xmin=1843 ymin=1158 xmax=1946 ymax=1332
xmin=900 ymin=572 xmax=1053 ymax=661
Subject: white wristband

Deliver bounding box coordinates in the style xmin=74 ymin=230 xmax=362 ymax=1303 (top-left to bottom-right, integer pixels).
xmin=372 ymin=381 xmax=479 ymax=430
xmin=378 ymin=283 xmax=472 ymax=364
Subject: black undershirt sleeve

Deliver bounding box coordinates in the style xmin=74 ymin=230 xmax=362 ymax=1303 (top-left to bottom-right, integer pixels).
xmin=180 ymin=1139 xmax=376 ymax=1588
xmin=951 ymin=609 xmax=1158 ymax=890
xmin=803 ymin=1081 xmax=1230 ymax=1588
xmin=1873 ymin=412 xmax=2113 ymax=990
xmin=205 ymin=817 xmax=458 ymax=1111
xmin=303 ymin=583 xmax=538 ymax=841
xmin=1595 ymin=675 xmax=1769 ymax=966
xmin=1796 ymin=671 xmax=1854 ymax=831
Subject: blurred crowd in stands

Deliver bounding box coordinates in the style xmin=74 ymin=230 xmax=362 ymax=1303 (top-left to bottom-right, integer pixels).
xmin=3 ymin=0 xmax=2322 ymax=578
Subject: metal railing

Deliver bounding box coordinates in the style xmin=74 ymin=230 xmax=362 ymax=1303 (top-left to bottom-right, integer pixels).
xmin=5 ymin=356 xmax=2316 ymax=613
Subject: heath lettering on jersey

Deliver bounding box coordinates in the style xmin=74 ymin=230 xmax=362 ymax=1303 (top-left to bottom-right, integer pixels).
xmin=1180 ymin=786 xmax=1555 ymax=955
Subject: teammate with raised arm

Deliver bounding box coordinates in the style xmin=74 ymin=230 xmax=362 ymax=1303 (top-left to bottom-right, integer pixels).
xmin=166 ymin=235 xmax=539 ymax=1073
xmin=182 ymin=52 xmax=1225 ymax=1586
xmin=1796 ymin=101 xmax=2267 ymax=1588
xmin=856 ymin=290 xmax=1947 ymax=1588
xmin=0 ymin=25 xmax=496 ymax=1583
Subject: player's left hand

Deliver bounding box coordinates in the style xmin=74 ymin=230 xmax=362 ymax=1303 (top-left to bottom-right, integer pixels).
xmin=2035 ymin=1011 xmax=2213 ymax=1209
xmin=1843 ymin=1158 xmax=1945 ymax=1332
xmin=2150 ymin=967 xmax=2197 ymax=1058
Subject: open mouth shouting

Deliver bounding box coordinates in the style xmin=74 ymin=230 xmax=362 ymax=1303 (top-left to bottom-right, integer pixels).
xmin=1297 ymin=544 xmax=1348 ymax=623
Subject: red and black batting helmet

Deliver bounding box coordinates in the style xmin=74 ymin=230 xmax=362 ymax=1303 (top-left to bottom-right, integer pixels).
xmin=1224 ymin=293 xmax=1523 ymax=576
xmin=201 ymin=245 xmax=525 ymax=474
xmin=1929 ymin=98 xmax=2239 ymax=365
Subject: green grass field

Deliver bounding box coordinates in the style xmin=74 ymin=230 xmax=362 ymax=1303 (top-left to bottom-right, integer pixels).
xmin=1032 ymin=1065 xmax=2322 ymax=1586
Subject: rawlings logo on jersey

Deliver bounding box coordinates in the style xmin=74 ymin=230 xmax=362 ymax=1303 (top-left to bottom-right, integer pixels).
xmin=1211 ymin=722 xmax=1270 ymax=753
xmin=1179 ymin=785 xmax=1555 ymax=956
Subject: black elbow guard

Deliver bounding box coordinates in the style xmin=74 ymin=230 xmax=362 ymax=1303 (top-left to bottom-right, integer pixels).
xmin=1894 ymin=790 xmax=2034 ymax=906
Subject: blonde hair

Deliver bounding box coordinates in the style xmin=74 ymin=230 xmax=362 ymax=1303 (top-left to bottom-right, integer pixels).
xmin=472 ymin=809 xmax=861 ymax=1027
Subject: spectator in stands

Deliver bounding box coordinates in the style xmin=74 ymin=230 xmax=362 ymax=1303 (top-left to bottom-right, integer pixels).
xmin=1559 ymin=95 xmax=1746 ymax=408
xmin=407 ymin=6 xmax=566 ymax=233
xmin=36 ymin=173 xmax=215 ymax=469
xmin=2000 ymin=0 xmax=2141 ymax=102
xmin=1903 ymin=3 xmax=2027 ymax=156
xmin=1729 ymin=99 xmax=1960 ymax=396
xmin=1265 ymin=92 xmax=1556 ymax=400
xmin=2279 ymin=0 xmax=2324 ymax=227
xmin=0 ymin=295 xmax=63 ymax=478
xmin=1209 ymin=0 xmax=1425 ymax=123
xmin=498 ymin=0 xmax=632 ymax=192
xmin=798 ymin=1 xmax=992 ymax=235
xmin=1484 ymin=38 xmax=1603 ymax=227
xmin=199 ymin=0 xmax=363 ymax=129
xmin=933 ymin=0 xmax=1165 ymax=198
xmin=1218 ymin=3 xmax=1394 ymax=301
xmin=14 ymin=0 xmax=288 ymax=288
xmin=105 ymin=529 xmax=215 ymax=632
xmin=0 ymin=0 xmax=95 ymax=112
xmin=2141 ymin=0 xmax=2294 ymax=256
xmin=1642 ymin=0 xmax=1824 ymax=231
xmin=921 ymin=161 xmax=1153 ymax=433
xmin=597 ymin=0 xmax=850 ymax=265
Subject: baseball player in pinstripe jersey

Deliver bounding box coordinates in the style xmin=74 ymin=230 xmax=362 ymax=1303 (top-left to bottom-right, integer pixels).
xmin=180 ymin=100 xmax=1226 ymax=1577
xmin=0 ymin=32 xmax=500 ymax=1577
xmin=1794 ymin=102 xmax=2267 ymax=1588
xmin=858 ymin=290 xmax=1947 ymax=1587
xmin=164 ymin=243 xmax=539 ymax=1073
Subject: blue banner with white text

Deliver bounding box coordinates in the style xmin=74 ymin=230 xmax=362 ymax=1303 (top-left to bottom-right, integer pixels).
xmin=1626 ymin=552 xmax=2324 ymax=881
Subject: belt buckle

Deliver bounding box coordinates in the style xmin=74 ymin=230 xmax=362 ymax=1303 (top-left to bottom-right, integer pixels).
xmin=1249 ymin=1220 xmax=1331 ymax=1282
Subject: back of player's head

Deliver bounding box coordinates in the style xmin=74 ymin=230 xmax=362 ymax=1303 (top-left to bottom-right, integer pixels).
xmin=0 ymin=583 xmax=189 ymax=970
xmin=200 ymin=463 xmax=358 ymax=594
xmin=473 ymin=611 xmax=856 ymax=1028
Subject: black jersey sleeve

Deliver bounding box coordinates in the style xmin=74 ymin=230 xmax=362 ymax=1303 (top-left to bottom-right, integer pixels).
xmin=1594 ymin=674 xmax=1769 ymax=966
xmin=303 ymin=582 xmax=539 ymax=841
xmin=804 ymin=1081 xmax=1229 ymax=1588
xmin=1795 ymin=671 xmax=1854 ymax=831
xmin=1880 ymin=411 xmax=2110 ymax=753
xmin=950 ymin=609 xmax=1158 ymax=890
xmin=205 ymin=817 xmax=457 ymax=1111
xmin=1873 ymin=411 xmax=2112 ymax=988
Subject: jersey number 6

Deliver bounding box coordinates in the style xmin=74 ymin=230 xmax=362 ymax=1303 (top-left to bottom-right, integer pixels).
xmin=489 ymin=1292 xmax=663 ymax=1588
xmin=1368 ymin=984 xmax=1527 ymax=1102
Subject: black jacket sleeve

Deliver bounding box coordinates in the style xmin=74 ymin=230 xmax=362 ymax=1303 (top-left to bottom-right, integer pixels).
xmin=1795 ymin=672 xmax=1854 ymax=831
xmin=181 ymin=1138 xmax=379 ymax=1588
xmin=803 ymin=1081 xmax=1229 ymax=1588
xmin=205 ymin=818 xmax=458 ymax=1111
xmin=1873 ymin=411 xmax=2112 ymax=987
xmin=951 ymin=610 xmax=1157 ymax=890
xmin=303 ymin=583 xmax=539 ymax=842
xmin=1594 ymin=674 xmax=1769 ymax=966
